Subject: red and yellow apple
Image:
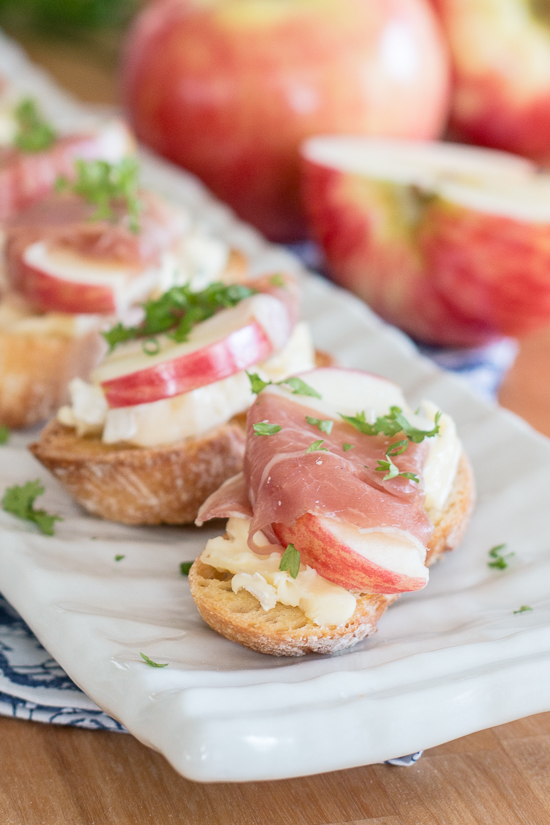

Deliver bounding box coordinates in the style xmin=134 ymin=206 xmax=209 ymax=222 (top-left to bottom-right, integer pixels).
xmin=431 ymin=0 xmax=550 ymax=162
xmin=274 ymin=513 xmax=429 ymax=594
xmin=301 ymin=136 xmax=550 ymax=346
xmin=121 ymin=0 xmax=450 ymax=241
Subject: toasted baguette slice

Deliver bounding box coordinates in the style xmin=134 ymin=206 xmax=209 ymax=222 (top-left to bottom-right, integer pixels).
xmin=0 ymin=329 xmax=102 ymax=429
xmin=30 ymin=350 xmax=334 ymax=524
xmin=188 ymin=452 xmax=474 ymax=657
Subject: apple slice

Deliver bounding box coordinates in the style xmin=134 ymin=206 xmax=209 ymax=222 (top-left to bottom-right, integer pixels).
xmin=96 ymin=293 xmax=290 ymax=408
xmin=301 ymin=135 xmax=550 ymax=346
xmin=14 ymin=240 xmax=161 ymax=316
xmin=274 ymin=514 xmax=429 ymax=594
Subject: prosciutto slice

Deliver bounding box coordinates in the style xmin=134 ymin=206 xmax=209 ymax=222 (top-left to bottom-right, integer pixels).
xmin=5 ymin=190 xmax=184 ymax=271
xmin=197 ymin=385 xmax=434 ymax=553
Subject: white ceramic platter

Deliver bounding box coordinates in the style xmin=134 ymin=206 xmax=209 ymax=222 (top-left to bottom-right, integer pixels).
xmin=2 ymin=35 xmax=550 ymax=784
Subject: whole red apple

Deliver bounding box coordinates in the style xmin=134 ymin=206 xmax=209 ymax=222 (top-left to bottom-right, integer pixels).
xmin=431 ymin=0 xmax=550 ymax=161
xmin=122 ymin=0 xmax=450 ymax=241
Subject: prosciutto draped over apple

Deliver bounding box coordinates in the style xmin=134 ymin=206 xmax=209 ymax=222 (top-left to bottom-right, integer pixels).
xmin=197 ymin=368 xmax=440 ymax=595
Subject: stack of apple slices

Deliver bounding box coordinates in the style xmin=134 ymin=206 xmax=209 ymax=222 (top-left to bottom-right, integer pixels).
xmin=302 ymin=136 xmax=550 ymax=346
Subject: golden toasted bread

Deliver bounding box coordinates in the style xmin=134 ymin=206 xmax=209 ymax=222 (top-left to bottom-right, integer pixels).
xmin=188 ymin=452 xmax=474 ymax=657
xmin=0 ymin=329 xmax=102 ymax=429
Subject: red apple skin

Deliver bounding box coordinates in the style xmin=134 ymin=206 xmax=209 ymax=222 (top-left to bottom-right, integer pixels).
xmin=302 ymin=156 xmax=550 ymax=346
xmin=273 ymin=515 xmax=428 ymax=594
xmin=122 ymin=0 xmax=450 ymax=241
xmin=8 ymin=248 xmax=118 ymax=316
xmin=0 ymin=123 xmax=133 ymax=223
xmin=431 ymin=0 xmax=550 ymax=161
xmin=101 ymin=319 xmax=273 ymax=408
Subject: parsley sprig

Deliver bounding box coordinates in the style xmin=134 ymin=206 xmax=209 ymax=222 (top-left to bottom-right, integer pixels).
xmin=2 ymin=480 xmax=62 ymax=535
xmin=375 ymin=439 xmax=419 ymax=483
xmin=306 ymin=439 xmax=328 ymax=453
xmin=488 ymin=544 xmax=514 ymax=570
xmin=0 ymin=426 xmax=9 ymax=445
xmin=247 ymin=372 xmax=321 ymax=399
xmin=57 ymin=157 xmax=142 ymax=232
xmin=103 ymin=282 xmax=256 ymax=354
xmin=253 ymin=422 xmax=282 ymax=436
xmin=13 ymin=98 xmax=57 ymax=152
xmin=305 ymin=416 xmax=333 ymax=435
xmin=180 ymin=562 xmax=193 ymax=576
xmin=514 ymin=605 xmax=533 ymax=614
xmin=341 ymin=406 xmax=441 ymax=443
xmin=140 ymin=653 xmax=168 ymax=668
xmin=279 ymin=544 xmax=301 ymax=579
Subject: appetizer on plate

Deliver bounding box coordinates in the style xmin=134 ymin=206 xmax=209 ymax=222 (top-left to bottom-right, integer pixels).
xmin=190 ymin=367 xmax=475 ymax=656
xmin=0 ymin=156 xmax=245 ymax=428
xmin=30 ymin=272 xmax=318 ymax=524
xmin=0 ymin=88 xmax=132 ymax=222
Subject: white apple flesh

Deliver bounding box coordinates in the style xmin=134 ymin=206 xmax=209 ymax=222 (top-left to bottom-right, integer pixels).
xmin=302 ymin=136 xmax=550 ymax=345
xmin=96 ymin=293 xmax=290 ymax=408
xmin=274 ymin=514 xmax=429 ymax=594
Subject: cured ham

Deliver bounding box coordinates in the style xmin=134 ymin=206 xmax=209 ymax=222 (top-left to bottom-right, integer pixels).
xmin=197 ymin=368 xmax=440 ymax=594
xmin=0 ymin=123 xmax=132 ymax=223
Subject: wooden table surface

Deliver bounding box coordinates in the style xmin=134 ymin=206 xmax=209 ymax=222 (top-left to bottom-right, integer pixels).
xmin=2 ymin=36 xmax=550 ymax=825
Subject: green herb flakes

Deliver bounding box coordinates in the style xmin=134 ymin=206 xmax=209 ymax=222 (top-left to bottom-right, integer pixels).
xmin=139 ymin=653 xmax=168 ymax=668
xmin=13 ymin=98 xmax=56 ymax=152
xmin=514 ymin=605 xmax=533 ymax=614
xmin=306 ymin=440 xmax=328 ymax=454
xmin=488 ymin=544 xmax=514 ymax=570
xmin=279 ymin=544 xmax=301 ymax=579
xmin=305 ymin=416 xmax=333 ymax=435
xmin=2 ymin=480 xmax=62 ymax=535
xmin=180 ymin=562 xmax=193 ymax=576
xmin=253 ymin=422 xmax=282 ymax=436
xmin=0 ymin=426 xmax=10 ymax=445
xmin=341 ymin=406 xmax=440 ymax=443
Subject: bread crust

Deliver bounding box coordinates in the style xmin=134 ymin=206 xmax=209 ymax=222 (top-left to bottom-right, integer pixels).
xmin=188 ymin=453 xmax=475 ymax=657
xmin=0 ymin=329 xmax=102 ymax=428
xmin=30 ymin=415 xmax=248 ymax=525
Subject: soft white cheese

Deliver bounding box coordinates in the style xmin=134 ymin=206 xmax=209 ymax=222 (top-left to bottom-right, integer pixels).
xmin=203 ymin=517 xmax=357 ymax=626
xmin=156 ymin=231 xmax=231 ymax=294
xmin=58 ymin=321 xmax=315 ymax=446
xmin=422 ymin=400 xmax=462 ymax=515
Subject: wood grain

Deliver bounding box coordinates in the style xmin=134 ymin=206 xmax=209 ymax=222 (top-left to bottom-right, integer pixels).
xmin=2 ymin=36 xmax=550 ymax=825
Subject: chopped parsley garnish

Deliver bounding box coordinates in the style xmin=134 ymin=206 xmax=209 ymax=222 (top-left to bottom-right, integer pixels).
xmin=114 ymin=554 xmax=125 ymax=562
xmin=0 ymin=426 xmax=9 ymax=445
xmin=279 ymin=543 xmax=301 ymax=579
xmin=343 ymin=443 xmax=354 ymax=452
xmin=103 ymin=281 xmax=256 ymax=353
xmin=488 ymin=544 xmax=514 ymax=570
xmin=305 ymin=416 xmax=333 ymax=435
xmin=375 ymin=457 xmax=419 ymax=483
xmin=306 ymin=439 xmax=328 ymax=453
xmin=180 ymin=562 xmax=193 ymax=576
xmin=57 ymin=157 xmax=142 ymax=232
xmin=2 ymin=480 xmax=62 ymax=535
xmin=514 ymin=605 xmax=533 ymax=614
xmin=247 ymin=372 xmax=271 ymax=394
xmin=341 ymin=406 xmax=441 ymax=443
xmin=253 ymin=422 xmax=282 ymax=436
xmin=269 ymin=273 xmax=286 ymax=288
xmin=247 ymin=372 xmax=321 ymax=399
xmin=13 ymin=98 xmax=56 ymax=152
xmin=139 ymin=652 xmax=168 ymax=668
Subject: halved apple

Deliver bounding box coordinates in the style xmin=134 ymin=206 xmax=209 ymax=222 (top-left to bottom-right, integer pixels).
xmin=301 ymin=135 xmax=550 ymax=346
xmin=12 ymin=240 xmax=162 ymax=316
xmin=273 ymin=513 xmax=429 ymax=594
xmin=96 ymin=293 xmax=290 ymax=408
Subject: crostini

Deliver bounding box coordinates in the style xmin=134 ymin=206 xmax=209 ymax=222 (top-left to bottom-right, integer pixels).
xmin=0 ymin=156 xmax=246 ymax=428
xmin=189 ymin=367 xmax=475 ymax=656
xmin=30 ymin=272 xmax=319 ymax=524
